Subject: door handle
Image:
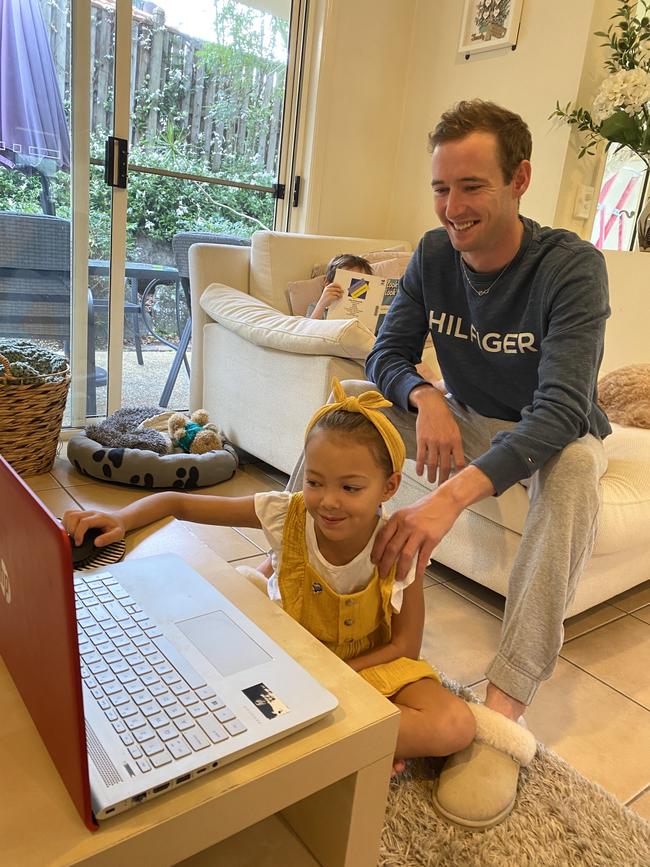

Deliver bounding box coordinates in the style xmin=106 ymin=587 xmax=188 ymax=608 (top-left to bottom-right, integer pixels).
xmin=104 ymin=137 xmax=128 ymax=189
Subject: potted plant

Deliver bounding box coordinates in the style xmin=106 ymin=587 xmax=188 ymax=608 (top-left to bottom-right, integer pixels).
xmin=551 ymin=0 xmax=650 ymax=248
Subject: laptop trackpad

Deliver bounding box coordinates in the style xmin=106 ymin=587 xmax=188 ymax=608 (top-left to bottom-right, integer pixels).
xmin=175 ymin=611 xmax=271 ymax=676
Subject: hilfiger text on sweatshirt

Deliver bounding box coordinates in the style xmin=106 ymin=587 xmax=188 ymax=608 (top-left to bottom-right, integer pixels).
xmin=428 ymin=310 xmax=538 ymax=354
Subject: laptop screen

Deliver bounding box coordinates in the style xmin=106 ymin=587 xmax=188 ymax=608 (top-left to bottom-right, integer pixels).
xmin=0 ymin=456 xmax=96 ymax=830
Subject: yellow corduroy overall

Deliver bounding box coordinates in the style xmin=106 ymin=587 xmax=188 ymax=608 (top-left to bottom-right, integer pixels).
xmin=278 ymin=493 xmax=438 ymax=697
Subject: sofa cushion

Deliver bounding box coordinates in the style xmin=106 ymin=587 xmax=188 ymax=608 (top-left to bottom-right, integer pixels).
xmin=248 ymin=231 xmax=412 ymax=313
xmin=371 ymin=255 xmax=412 ymax=279
xmin=462 ymin=423 xmax=650 ymax=552
xmin=286 ymin=275 xmax=325 ymax=316
xmin=200 ymin=284 xmax=375 ymax=359
xmin=311 ymin=248 xmax=412 ymax=279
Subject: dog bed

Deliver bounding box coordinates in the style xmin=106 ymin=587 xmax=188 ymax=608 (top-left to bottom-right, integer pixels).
xmin=67 ymin=431 xmax=239 ymax=489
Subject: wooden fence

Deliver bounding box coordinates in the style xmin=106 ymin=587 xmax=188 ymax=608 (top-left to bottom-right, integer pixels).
xmin=38 ymin=0 xmax=285 ymax=174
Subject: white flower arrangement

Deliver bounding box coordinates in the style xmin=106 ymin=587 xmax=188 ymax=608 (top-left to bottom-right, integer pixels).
xmin=552 ymin=0 xmax=650 ymax=167
xmin=591 ymin=68 xmax=650 ymax=124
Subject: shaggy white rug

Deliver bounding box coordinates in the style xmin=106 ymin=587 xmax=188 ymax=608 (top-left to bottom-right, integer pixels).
xmin=380 ymin=684 xmax=650 ymax=867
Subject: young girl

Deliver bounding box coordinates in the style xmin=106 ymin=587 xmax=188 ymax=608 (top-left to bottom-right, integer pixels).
xmin=308 ymin=253 xmax=373 ymax=320
xmin=63 ymin=380 xmax=476 ymax=769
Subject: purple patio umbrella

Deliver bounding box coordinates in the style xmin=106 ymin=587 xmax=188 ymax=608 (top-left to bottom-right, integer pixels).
xmin=0 ymin=0 xmax=70 ymax=214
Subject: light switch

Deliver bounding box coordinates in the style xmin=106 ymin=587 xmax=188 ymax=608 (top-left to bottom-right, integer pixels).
xmin=573 ymin=184 xmax=595 ymax=220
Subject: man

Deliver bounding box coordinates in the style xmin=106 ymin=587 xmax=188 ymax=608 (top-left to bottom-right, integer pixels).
xmin=363 ymin=99 xmax=610 ymax=828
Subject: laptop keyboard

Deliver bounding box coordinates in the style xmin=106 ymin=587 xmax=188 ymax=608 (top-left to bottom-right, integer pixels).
xmin=74 ymin=572 xmax=247 ymax=775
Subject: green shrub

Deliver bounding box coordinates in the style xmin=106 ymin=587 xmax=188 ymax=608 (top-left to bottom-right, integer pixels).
xmin=1 ymin=135 xmax=274 ymax=263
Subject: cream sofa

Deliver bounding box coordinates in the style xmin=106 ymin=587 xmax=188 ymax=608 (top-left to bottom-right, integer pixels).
xmin=189 ymin=232 xmax=650 ymax=616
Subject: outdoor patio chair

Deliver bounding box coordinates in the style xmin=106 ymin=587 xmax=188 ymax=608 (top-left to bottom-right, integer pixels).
xmin=0 ymin=211 xmax=106 ymax=414
xmin=148 ymin=231 xmax=251 ymax=407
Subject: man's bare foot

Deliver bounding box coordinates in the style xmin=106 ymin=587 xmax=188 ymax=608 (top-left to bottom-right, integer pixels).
xmin=391 ymin=758 xmax=406 ymax=778
xmin=257 ymin=556 xmax=273 ymax=579
xmin=485 ymin=682 xmax=527 ymax=722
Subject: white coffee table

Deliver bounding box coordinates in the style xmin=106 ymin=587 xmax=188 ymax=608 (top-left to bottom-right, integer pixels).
xmin=0 ymin=520 xmax=400 ymax=866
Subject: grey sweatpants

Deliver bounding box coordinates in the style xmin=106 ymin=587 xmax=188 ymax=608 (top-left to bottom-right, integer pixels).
xmin=289 ymin=380 xmax=608 ymax=706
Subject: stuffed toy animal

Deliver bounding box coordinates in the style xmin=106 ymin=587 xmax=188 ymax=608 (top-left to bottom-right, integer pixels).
xmin=168 ymin=409 xmax=224 ymax=454
xmin=598 ymin=364 xmax=650 ymax=429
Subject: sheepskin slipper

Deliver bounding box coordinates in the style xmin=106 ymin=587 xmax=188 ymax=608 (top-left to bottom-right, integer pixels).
xmin=235 ymin=564 xmax=270 ymax=595
xmin=432 ymin=704 xmax=537 ymax=831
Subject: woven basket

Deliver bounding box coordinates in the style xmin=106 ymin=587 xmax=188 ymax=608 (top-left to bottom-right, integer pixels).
xmin=0 ymin=352 xmax=71 ymax=476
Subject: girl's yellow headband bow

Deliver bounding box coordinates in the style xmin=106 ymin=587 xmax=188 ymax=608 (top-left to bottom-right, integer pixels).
xmin=304 ymin=378 xmax=405 ymax=473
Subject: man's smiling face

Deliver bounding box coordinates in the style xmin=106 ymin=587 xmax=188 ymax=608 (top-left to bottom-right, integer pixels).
xmin=430 ymin=130 xmax=530 ymax=271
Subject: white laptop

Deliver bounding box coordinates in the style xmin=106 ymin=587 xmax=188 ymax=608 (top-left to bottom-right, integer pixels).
xmin=0 ymin=456 xmax=338 ymax=829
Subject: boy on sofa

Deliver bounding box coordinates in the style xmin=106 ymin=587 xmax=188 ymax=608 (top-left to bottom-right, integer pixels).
xmin=308 ymin=253 xmax=373 ymax=319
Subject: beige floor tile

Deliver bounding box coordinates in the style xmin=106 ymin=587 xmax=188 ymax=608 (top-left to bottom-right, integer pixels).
xmin=192 ymin=467 xmax=277 ymax=498
xmin=50 ymin=449 xmax=94 ymax=487
xmin=609 ymin=581 xmax=650 ymax=613
xmin=181 ymin=522 xmax=262 ymax=561
xmin=65 ymin=482 xmax=152 ymax=511
xmin=234 ymin=526 xmax=269 ymax=551
xmin=524 ymin=658 xmax=650 ymax=803
xmin=560 ymin=615 xmax=650 ymax=709
xmin=230 ymin=553 xmax=267 ymax=570
xmin=21 ymin=471 xmax=62 ymax=492
xmin=37 ymin=487 xmax=82 ymax=518
xmin=421 ymin=584 xmax=502 ymax=687
xmin=632 ymin=605 xmax=650 ymax=626
xmin=442 ymin=574 xmax=506 ymax=620
xmin=627 ymin=787 xmax=650 ymax=822
xmin=422 ymin=570 xmax=437 ymax=589
xmin=563 ymin=602 xmax=626 ymax=642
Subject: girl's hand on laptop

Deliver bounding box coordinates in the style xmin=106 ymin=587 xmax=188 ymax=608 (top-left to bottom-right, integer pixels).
xmin=63 ymin=509 xmax=126 ymax=547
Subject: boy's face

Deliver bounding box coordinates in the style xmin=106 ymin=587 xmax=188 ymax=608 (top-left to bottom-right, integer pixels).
xmin=303 ymin=429 xmax=399 ymax=556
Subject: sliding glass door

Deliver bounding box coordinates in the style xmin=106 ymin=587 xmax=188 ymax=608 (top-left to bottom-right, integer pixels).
xmin=98 ymin=0 xmax=303 ymax=415
xmin=0 ymin=0 xmax=87 ymax=425
xmin=0 ymin=0 xmax=304 ymax=425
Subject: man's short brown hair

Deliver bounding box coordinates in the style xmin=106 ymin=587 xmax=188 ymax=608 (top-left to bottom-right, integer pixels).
xmin=428 ymin=100 xmax=532 ymax=183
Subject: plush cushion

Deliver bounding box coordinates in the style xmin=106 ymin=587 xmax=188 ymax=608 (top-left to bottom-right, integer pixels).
xmin=371 ymin=255 xmax=412 ymax=279
xmin=598 ymin=364 xmax=650 ymax=429
xmin=311 ymin=247 xmax=411 ymax=279
xmin=286 ymin=275 xmax=325 ymax=316
xmin=594 ymin=426 xmax=650 ymax=556
xmin=200 ymin=284 xmax=375 ymax=359
xmin=249 ymin=232 xmax=411 ymax=313
xmin=67 ymin=432 xmax=238 ymax=489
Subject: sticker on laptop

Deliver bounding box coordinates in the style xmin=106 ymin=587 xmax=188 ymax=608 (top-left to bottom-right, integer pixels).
xmin=242 ymin=683 xmax=289 ymax=719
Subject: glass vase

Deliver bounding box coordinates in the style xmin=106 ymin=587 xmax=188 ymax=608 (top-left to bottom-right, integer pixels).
xmin=636 ymin=193 xmax=650 ymax=251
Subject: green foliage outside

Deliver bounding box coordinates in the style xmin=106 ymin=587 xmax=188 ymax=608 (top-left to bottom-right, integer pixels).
xmin=0 ymin=134 xmax=275 ymax=263
xmin=2 ymin=0 xmax=286 ymax=261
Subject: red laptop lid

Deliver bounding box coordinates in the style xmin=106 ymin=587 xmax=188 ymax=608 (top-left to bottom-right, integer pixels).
xmin=0 ymin=456 xmax=97 ymax=830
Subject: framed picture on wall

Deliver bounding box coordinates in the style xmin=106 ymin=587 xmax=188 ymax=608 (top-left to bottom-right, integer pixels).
xmin=458 ymin=0 xmax=524 ymax=57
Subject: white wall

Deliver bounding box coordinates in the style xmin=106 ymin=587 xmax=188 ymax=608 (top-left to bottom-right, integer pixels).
xmin=295 ymin=0 xmax=416 ymax=239
xmin=298 ymin=0 xmax=610 ymax=247
xmin=553 ymin=0 xmax=619 ymax=236
xmin=389 ymin=0 xmax=598 ymax=242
